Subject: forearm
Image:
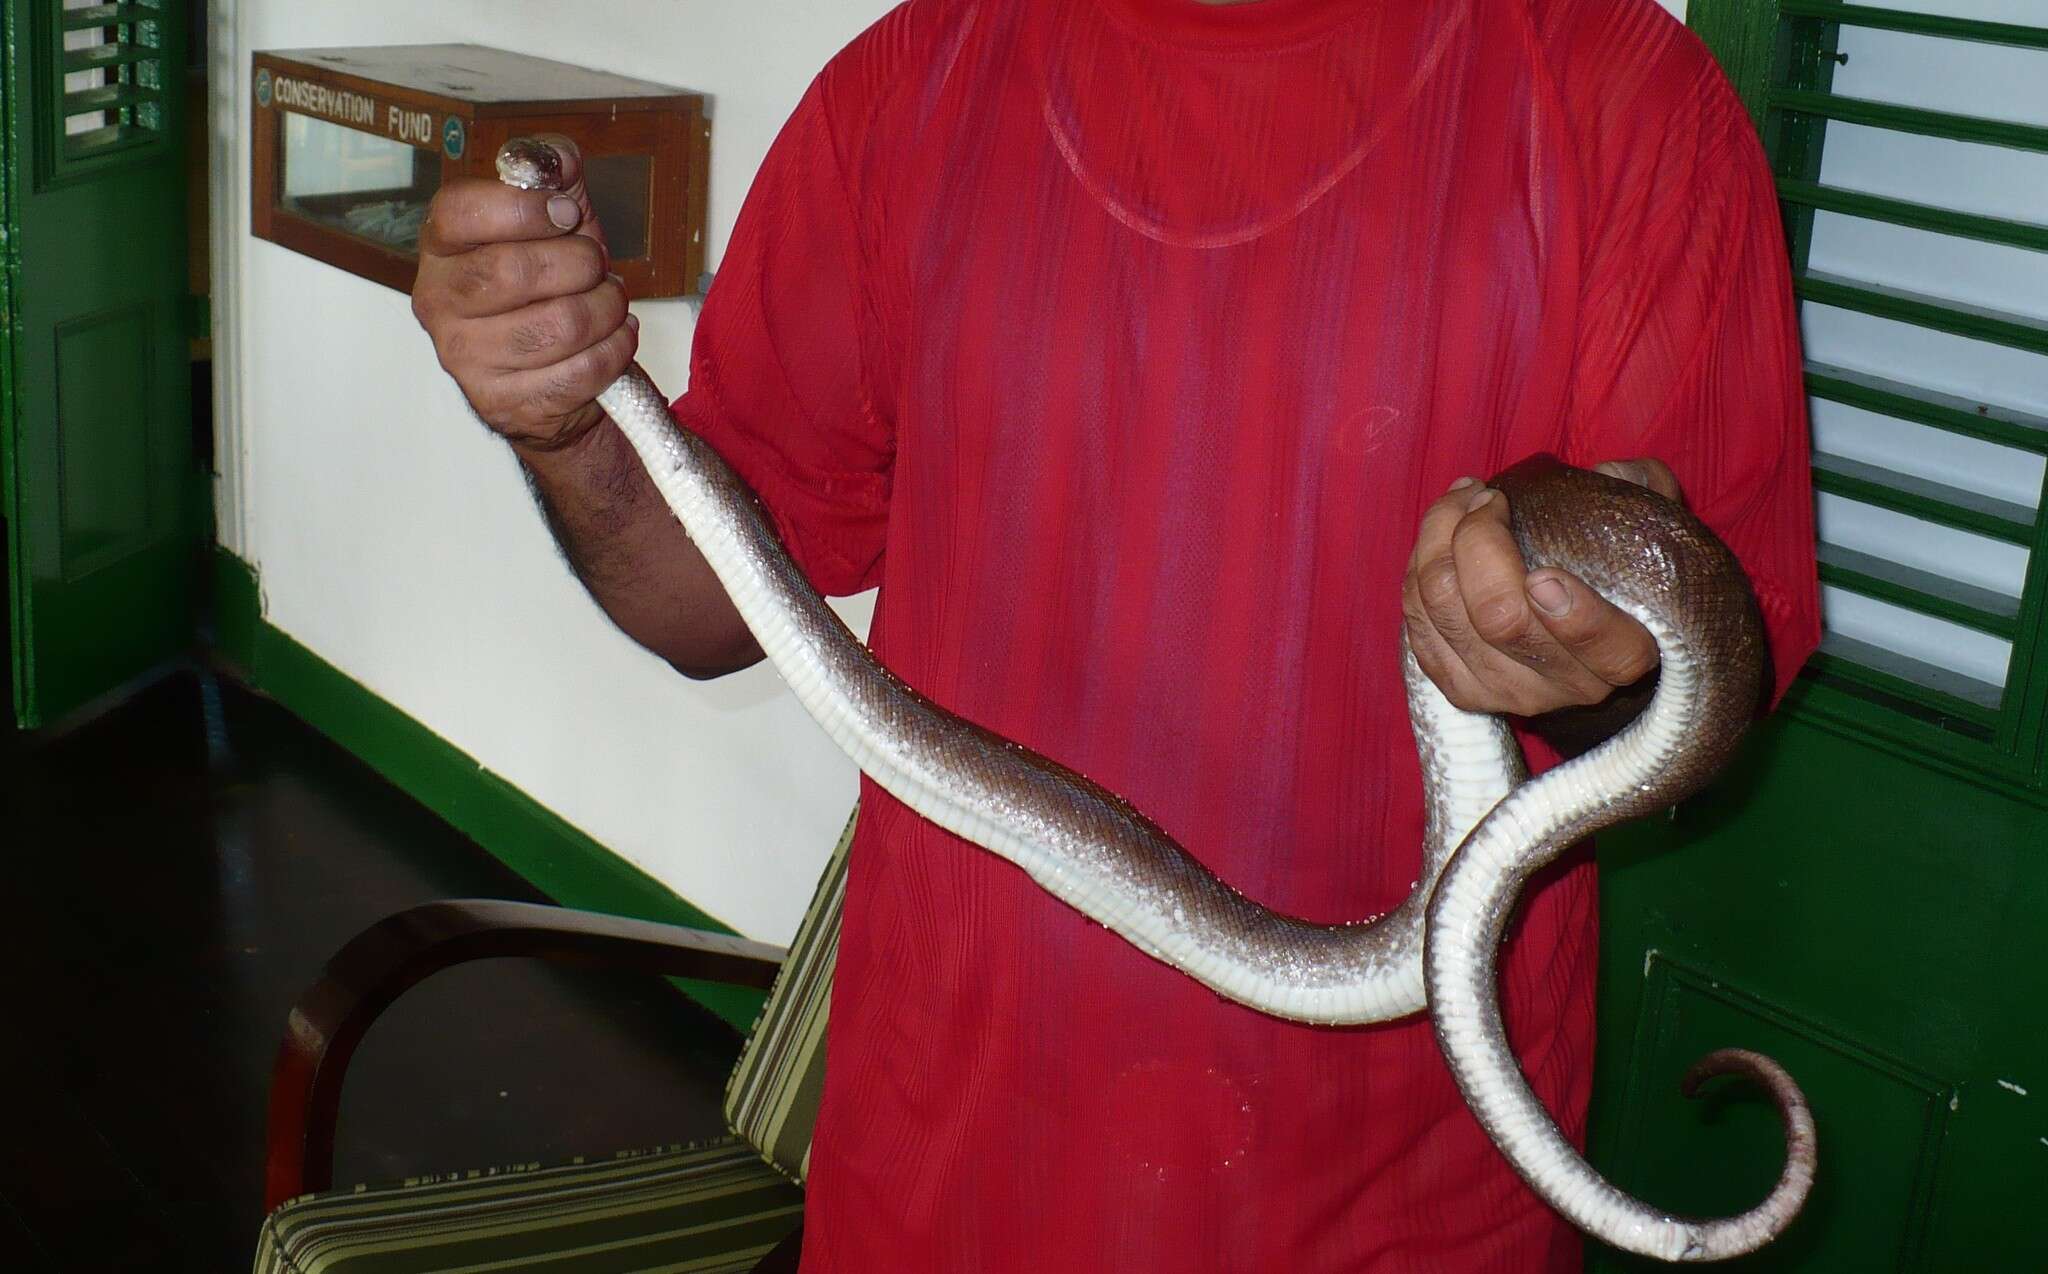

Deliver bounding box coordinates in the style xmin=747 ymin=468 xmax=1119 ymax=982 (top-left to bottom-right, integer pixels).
xmin=516 ymin=411 xmax=764 ymax=679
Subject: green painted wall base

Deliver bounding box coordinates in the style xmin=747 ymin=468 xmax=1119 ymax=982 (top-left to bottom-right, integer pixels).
xmin=210 ymin=546 xmax=767 ymax=1032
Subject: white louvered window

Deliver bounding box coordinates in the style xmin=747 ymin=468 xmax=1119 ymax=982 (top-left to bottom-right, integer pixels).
xmin=1736 ymin=1 xmax=2048 ymax=782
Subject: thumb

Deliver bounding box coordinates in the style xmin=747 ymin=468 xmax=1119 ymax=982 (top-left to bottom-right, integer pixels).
xmin=498 ymin=133 xmax=611 ymax=268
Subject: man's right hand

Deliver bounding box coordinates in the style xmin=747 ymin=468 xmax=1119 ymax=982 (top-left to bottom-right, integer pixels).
xmin=411 ymin=136 xmax=638 ymax=454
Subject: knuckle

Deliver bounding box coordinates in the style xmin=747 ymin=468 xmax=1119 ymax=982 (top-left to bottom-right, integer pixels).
xmin=544 ymin=339 xmax=619 ymax=406
xmin=460 ymin=244 xmax=542 ymax=304
xmin=1492 ymin=675 xmax=1550 ymax=716
xmin=567 ymin=235 xmax=607 ymax=286
xmin=450 ymin=251 xmax=496 ymax=303
xmin=584 ymin=325 xmax=633 ymax=381
xmin=560 ymin=294 xmax=603 ymax=348
xmin=1545 ymin=610 xmax=1608 ymax=652
xmin=1428 ymin=485 xmax=1474 ymax=516
xmin=434 ymin=178 xmax=493 ymax=227
xmin=1467 ymin=591 xmax=1530 ymax=644
xmin=493 ymin=407 xmax=537 ymax=438
xmin=537 ymin=362 xmax=585 ymax=409
xmin=1404 ymin=624 xmax=1436 ymax=668
xmin=1580 ymin=617 xmax=1658 ymax=675
xmin=501 ymin=243 xmax=544 ymax=294
xmin=1414 ymin=487 xmax=1463 ymax=522
xmin=552 ymin=301 xmax=596 ymax=351
xmin=1412 ymin=504 xmax=1461 ymax=554
xmin=1449 ymin=510 xmax=1504 ymax=553
xmin=418 ymin=196 xmax=453 ymax=255
xmin=1407 ymin=637 xmax=1451 ymax=687
xmin=433 ymin=325 xmax=468 ymax=373
xmin=1613 ymin=645 xmax=1659 ymax=683
xmin=1510 ymin=690 xmax=1553 ymax=717
xmin=503 ymin=405 xmax=548 ymax=439
xmin=508 ymin=309 xmax=567 ymax=360
xmin=1415 ymin=559 xmax=1462 ymax=614
xmin=1400 ymin=589 xmax=1433 ymax=636
xmin=469 ymin=385 xmax=517 ymax=432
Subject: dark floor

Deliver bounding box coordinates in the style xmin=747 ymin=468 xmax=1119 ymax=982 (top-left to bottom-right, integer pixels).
xmin=3 ymin=669 xmax=745 ymax=1273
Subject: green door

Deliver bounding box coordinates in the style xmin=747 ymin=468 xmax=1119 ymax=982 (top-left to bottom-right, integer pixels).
xmin=2 ymin=0 xmax=193 ymax=728
xmin=1586 ymin=2 xmax=2048 ymax=1269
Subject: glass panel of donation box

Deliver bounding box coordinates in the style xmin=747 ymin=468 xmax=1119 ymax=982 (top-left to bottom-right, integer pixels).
xmin=280 ymin=111 xmax=441 ymax=252
xmin=586 ymin=153 xmax=652 ymax=262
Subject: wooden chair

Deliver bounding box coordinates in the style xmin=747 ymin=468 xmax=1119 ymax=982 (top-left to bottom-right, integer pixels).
xmin=252 ymin=813 xmax=855 ymax=1274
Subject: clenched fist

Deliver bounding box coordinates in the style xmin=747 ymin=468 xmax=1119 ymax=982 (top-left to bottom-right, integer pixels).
xmin=1403 ymin=458 xmax=1683 ymax=720
xmin=411 ymin=135 xmax=637 ymax=453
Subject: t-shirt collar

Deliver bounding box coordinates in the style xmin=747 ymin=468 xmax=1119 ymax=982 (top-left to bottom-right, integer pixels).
xmin=1095 ymin=0 xmax=1375 ymax=50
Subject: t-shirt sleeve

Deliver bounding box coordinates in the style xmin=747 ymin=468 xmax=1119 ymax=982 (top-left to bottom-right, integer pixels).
xmin=1557 ymin=37 xmax=1822 ymax=708
xmin=669 ymin=74 xmax=895 ymax=598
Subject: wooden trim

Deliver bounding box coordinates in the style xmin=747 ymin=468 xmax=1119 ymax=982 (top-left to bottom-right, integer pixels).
xmin=247 ymin=69 xmax=278 ymax=270
xmin=684 ymin=100 xmax=711 ymax=292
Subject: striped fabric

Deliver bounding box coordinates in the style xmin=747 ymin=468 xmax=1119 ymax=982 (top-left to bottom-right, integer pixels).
xmin=252 ymin=816 xmax=851 ymax=1272
xmin=723 ymin=808 xmax=855 ymax=1184
xmin=253 ymin=1138 xmax=802 ymax=1274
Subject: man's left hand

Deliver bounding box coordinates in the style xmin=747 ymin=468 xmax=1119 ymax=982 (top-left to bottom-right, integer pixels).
xmin=1402 ymin=459 xmax=1683 ymax=718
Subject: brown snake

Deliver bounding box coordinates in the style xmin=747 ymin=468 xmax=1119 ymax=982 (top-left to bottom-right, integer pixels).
xmin=497 ymin=135 xmax=1816 ymax=1262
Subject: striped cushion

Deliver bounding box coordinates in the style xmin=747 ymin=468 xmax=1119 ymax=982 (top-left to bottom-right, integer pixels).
xmin=253 ymin=1138 xmax=801 ymax=1274
xmin=723 ymin=807 xmax=856 ymax=1184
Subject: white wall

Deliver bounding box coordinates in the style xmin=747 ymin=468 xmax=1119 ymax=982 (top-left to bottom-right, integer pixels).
xmin=218 ymin=1 xmax=896 ymax=943
xmin=212 ymin=0 xmax=1696 ymax=942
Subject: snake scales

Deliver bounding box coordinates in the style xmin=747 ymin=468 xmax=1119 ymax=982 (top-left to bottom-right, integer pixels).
xmin=497 ymin=137 xmax=1815 ymax=1262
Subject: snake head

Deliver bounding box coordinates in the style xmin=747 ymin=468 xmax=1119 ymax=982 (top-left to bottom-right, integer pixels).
xmin=495 ymin=136 xmax=568 ymax=191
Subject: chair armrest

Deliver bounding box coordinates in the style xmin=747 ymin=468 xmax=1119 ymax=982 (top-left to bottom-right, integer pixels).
xmin=265 ymin=899 xmax=786 ymax=1211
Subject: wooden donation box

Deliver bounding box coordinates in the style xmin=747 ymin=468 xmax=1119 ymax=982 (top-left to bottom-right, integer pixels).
xmin=250 ymin=44 xmax=708 ymax=296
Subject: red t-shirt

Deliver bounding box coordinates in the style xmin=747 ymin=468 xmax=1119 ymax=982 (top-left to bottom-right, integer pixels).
xmin=676 ymin=0 xmax=1821 ymax=1268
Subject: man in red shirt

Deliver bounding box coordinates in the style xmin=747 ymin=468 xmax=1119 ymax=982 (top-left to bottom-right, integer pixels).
xmin=412 ymin=0 xmax=1820 ymax=1267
